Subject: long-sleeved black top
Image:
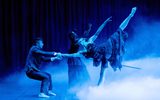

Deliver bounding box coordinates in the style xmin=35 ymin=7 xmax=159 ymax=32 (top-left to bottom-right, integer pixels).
xmin=25 ymin=45 xmax=56 ymax=72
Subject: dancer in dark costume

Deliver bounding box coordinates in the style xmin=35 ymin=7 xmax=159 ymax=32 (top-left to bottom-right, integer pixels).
xmin=82 ymin=7 xmax=136 ymax=85
xmin=62 ymin=16 xmax=112 ymax=86
xmin=67 ymin=15 xmax=112 ymax=88
xmin=25 ymin=38 xmax=61 ymax=98
xmin=62 ymin=7 xmax=137 ymax=86
xmin=67 ymin=24 xmax=92 ymax=88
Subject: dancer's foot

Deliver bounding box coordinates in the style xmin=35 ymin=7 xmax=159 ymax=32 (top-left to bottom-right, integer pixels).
xmin=48 ymin=90 xmax=56 ymax=96
xmin=38 ymin=93 xmax=50 ymax=98
xmin=130 ymin=7 xmax=137 ymax=17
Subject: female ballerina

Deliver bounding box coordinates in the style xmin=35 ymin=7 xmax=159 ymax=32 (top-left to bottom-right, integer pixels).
xmin=67 ymin=17 xmax=112 ymax=88
xmin=62 ymin=6 xmax=137 ymax=86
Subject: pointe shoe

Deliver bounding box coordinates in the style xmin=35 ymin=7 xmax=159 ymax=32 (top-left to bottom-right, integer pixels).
xmin=48 ymin=90 xmax=56 ymax=96
xmin=38 ymin=93 xmax=50 ymax=98
xmin=130 ymin=7 xmax=137 ymax=17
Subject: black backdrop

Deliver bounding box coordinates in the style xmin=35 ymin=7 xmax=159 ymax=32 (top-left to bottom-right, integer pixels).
xmin=0 ymin=0 xmax=160 ymax=78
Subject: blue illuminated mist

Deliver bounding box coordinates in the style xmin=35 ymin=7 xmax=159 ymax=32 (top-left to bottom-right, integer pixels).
xmin=76 ymin=17 xmax=160 ymax=100
xmin=125 ymin=17 xmax=160 ymax=60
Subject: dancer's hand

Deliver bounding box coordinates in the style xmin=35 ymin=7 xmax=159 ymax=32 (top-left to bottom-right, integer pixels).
xmin=51 ymin=57 xmax=55 ymax=61
xmin=51 ymin=56 xmax=62 ymax=61
xmin=53 ymin=52 xmax=57 ymax=56
xmin=56 ymin=56 xmax=62 ymax=60
xmin=130 ymin=7 xmax=137 ymax=17
xmin=54 ymin=52 xmax=61 ymax=56
xmin=56 ymin=52 xmax=63 ymax=60
xmin=51 ymin=52 xmax=62 ymax=61
xmin=107 ymin=16 xmax=112 ymax=22
xmin=88 ymin=23 xmax=92 ymax=28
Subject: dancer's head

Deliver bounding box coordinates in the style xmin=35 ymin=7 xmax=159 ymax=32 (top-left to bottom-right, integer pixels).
xmin=83 ymin=23 xmax=92 ymax=37
xmin=33 ymin=37 xmax=44 ymax=48
xmin=68 ymin=31 xmax=79 ymax=43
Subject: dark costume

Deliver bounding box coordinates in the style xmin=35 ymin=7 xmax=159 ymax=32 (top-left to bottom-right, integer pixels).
xmin=67 ymin=33 xmax=90 ymax=88
xmin=25 ymin=45 xmax=56 ymax=94
xmin=84 ymin=28 xmax=128 ymax=71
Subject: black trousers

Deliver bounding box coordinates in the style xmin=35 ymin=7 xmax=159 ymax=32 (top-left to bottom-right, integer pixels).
xmin=26 ymin=70 xmax=52 ymax=94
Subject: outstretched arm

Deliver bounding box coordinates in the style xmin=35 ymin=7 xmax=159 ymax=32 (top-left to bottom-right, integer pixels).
xmin=60 ymin=50 xmax=86 ymax=58
xmin=33 ymin=47 xmax=56 ymax=56
xmin=83 ymin=23 xmax=92 ymax=37
xmin=61 ymin=53 xmax=81 ymax=57
xmin=88 ymin=16 xmax=112 ymax=43
xmin=119 ymin=7 xmax=137 ymax=30
xmin=61 ymin=52 xmax=82 ymax=58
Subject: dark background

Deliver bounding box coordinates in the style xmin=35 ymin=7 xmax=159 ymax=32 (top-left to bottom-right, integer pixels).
xmin=0 ymin=0 xmax=160 ymax=78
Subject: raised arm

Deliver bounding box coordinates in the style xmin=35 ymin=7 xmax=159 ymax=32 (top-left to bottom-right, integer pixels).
xmin=88 ymin=16 xmax=112 ymax=43
xmin=119 ymin=7 xmax=137 ymax=30
xmin=83 ymin=23 xmax=92 ymax=37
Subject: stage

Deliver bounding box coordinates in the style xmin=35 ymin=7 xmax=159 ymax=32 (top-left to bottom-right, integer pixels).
xmin=0 ymin=57 xmax=160 ymax=100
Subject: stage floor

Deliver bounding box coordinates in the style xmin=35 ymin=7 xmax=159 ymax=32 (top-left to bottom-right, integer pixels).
xmin=1 ymin=57 xmax=160 ymax=100
xmin=0 ymin=71 xmax=78 ymax=100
